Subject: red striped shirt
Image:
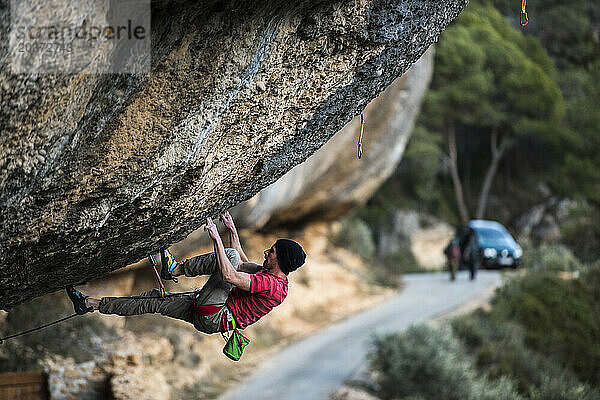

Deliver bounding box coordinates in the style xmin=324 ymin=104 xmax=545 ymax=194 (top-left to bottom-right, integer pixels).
xmin=224 ymin=270 xmax=288 ymax=330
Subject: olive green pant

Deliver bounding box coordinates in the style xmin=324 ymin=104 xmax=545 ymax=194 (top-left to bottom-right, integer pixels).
xmin=99 ymin=248 xmax=241 ymax=334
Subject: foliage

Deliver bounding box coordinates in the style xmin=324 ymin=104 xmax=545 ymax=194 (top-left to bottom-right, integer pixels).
xmin=332 ymin=214 xmax=415 ymax=287
xmin=421 ymin=2 xmax=567 ymax=221
xmin=491 ymin=269 xmax=600 ymax=384
xmin=332 ymin=216 xmax=375 ymax=261
xmin=487 ymin=0 xmax=600 ymax=207
xmin=397 ymin=125 xmax=443 ymax=206
xmin=553 ymin=63 xmax=600 ymax=205
xmin=379 ymin=246 xmax=422 ymax=276
xmin=369 ymin=324 xmax=522 ymax=400
xmin=427 ymin=3 xmax=564 ymax=130
xmin=519 ymin=236 xmax=586 ymax=272
xmin=529 ymin=373 xmax=600 ymax=400
xmin=489 ymin=0 xmax=600 ymax=69
xmin=452 ymin=307 xmax=600 ymax=398
xmin=367 ymin=246 xmax=600 ymax=399
xmin=560 ymin=203 xmax=600 ymax=263
xmin=371 ymin=325 xmax=473 ymax=400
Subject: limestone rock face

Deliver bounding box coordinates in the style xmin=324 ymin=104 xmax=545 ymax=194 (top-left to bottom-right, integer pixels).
xmin=0 ymin=0 xmax=468 ymax=309
xmin=232 ymin=47 xmax=433 ymax=229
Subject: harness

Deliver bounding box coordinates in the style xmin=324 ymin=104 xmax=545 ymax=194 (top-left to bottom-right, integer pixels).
xmin=190 ymin=301 xmax=250 ymax=361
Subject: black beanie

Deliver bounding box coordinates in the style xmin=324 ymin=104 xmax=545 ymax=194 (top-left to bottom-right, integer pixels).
xmin=274 ymin=239 xmax=306 ymax=275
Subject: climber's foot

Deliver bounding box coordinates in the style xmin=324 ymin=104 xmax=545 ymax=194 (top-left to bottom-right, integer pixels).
xmin=160 ymin=248 xmax=179 ymax=282
xmin=66 ymin=286 xmax=94 ymax=315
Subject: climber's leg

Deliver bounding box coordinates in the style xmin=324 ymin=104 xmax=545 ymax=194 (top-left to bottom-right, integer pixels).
xmin=179 ymin=248 xmax=241 ymax=277
xmin=187 ymin=250 xmax=242 ymax=333
xmin=98 ymin=289 xmax=194 ymax=323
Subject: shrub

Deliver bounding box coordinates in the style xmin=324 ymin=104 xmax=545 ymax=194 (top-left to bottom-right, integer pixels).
xmin=520 ymin=236 xmax=585 ymax=272
xmin=332 ymin=216 xmax=375 ymax=261
xmin=473 ymin=376 xmax=523 ymax=400
xmin=529 ymin=373 xmax=600 ymax=400
xmin=491 ymin=271 xmax=600 ymax=384
xmin=380 ymin=246 xmax=422 ymax=275
xmin=370 ymin=325 xmax=475 ymax=400
xmin=560 ymin=203 xmax=600 ymax=264
xmin=452 ymin=310 xmax=577 ymax=394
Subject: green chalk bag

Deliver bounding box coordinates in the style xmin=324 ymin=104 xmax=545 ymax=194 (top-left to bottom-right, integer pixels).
xmin=222 ymin=314 xmax=250 ymax=361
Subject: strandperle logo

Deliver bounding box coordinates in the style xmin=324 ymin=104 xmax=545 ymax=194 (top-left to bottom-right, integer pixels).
xmin=9 ymin=0 xmax=151 ymax=74
xmin=14 ymin=19 xmax=148 ymax=42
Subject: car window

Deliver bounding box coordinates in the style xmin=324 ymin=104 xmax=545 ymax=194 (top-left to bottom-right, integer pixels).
xmin=475 ymin=228 xmax=516 ymax=248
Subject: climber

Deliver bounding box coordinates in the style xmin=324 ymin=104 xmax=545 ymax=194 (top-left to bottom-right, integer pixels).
xmin=66 ymin=211 xmax=306 ymax=336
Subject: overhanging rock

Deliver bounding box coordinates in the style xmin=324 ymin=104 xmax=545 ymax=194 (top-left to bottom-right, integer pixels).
xmin=0 ymin=0 xmax=468 ymax=309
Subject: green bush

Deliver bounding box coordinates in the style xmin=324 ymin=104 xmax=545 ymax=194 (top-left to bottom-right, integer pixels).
xmin=452 ymin=310 xmax=581 ymax=394
xmin=520 ymin=236 xmax=585 ymax=272
xmin=381 ymin=246 xmax=422 ymax=275
xmin=491 ymin=270 xmax=600 ymax=384
xmin=370 ymin=325 xmax=475 ymax=400
xmin=452 ymin=267 xmax=600 ymax=394
xmin=369 ymin=324 xmax=522 ymax=400
xmin=560 ymin=203 xmax=600 ymax=264
xmin=473 ymin=376 xmax=523 ymax=400
xmin=332 ymin=216 xmax=375 ymax=261
xmin=529 ymin=373 xmax=600 ymax=400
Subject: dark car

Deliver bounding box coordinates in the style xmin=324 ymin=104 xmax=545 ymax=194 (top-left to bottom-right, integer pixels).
xmin=468 ymin=220 xmax=523 ymax=269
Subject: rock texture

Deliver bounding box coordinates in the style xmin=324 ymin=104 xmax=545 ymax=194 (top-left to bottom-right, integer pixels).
xmin=44 ymin=342 xmax=173 ymax=400
xmin=232 ymin=47 xmax=433 ymax=229
xmin=0 ymin=0 xmax=469 ymax=309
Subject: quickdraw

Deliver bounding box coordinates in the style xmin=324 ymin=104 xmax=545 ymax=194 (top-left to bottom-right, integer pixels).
xmin=148 ymin=253 xmax=167 ymax=298
xmin=520 ymin=0 xmax=528 ymax=27
xmin=357 ymin=113 xmax=365 ymax=159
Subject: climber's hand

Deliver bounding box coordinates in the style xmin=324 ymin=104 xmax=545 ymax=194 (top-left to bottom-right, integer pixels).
xmin=220 ymin=211 xmax=236 ymax=232
xmin=204 ymin=217 xmax=220 ymax=242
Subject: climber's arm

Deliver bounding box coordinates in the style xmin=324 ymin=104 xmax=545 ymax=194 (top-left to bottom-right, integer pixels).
xmin=220 ymin=211 xmax=249 ymax=263
xmin=205 ymin=218 xmax=251 ymax=291
xmin=238 ymin=262 xmax=262 ymax=273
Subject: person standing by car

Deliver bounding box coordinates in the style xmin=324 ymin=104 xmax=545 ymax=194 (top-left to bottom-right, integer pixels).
xmin=444 ymin=237 xmax=460 ymax=281
xmin=456 ymin=225 xmax=478 ymax=280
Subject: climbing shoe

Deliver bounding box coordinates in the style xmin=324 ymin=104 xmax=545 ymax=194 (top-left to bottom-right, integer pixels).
xmin=160 ymin=248 xmax=179 ymax=283
xmin=66 ymin=286 xmax=94 ymax=315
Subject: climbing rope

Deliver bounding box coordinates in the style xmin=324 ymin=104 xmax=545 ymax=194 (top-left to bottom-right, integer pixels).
xmin=357 ymin=113 xmax=365 ymax=159
xmin=520 ymin=0 xmax=528 ymax=26
xmin=0 ymin=313 xmax=79 ymax=344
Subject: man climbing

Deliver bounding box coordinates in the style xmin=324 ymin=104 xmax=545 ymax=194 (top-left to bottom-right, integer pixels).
xmin=66 ymin=212 xmax=306 ymax=337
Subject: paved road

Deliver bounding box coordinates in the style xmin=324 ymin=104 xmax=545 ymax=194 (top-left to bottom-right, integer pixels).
xmin=220 ymin=270 xmax=502 ymax=400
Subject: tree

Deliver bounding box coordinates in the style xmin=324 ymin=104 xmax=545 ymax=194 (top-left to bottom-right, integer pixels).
xmin=420 ymin=2 xmax=566 ymax=221
xmin=489 ymin=0 xmax=600 ymax=207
